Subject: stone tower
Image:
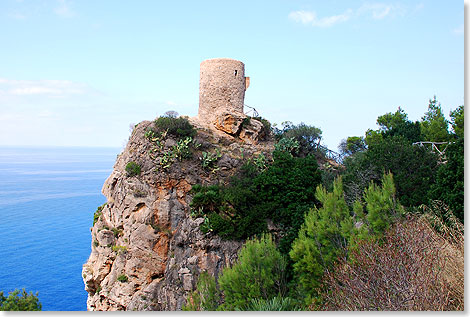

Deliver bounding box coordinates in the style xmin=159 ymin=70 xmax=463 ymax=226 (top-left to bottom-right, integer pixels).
xmin=198 ymin=58 xmax=250 ymax=123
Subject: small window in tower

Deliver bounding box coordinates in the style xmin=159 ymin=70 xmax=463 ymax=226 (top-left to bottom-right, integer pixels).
xmin=234 ymin=70 xmax=238 ymax=77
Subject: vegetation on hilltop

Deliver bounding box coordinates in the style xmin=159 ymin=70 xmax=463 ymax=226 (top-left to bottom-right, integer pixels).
xmin=183 ymin=96 xmax=464 ymax=311
xmin=90 ymin=98 xmax=462 ymax=311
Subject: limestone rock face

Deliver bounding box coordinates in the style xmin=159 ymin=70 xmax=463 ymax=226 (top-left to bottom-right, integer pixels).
xmin=239 ymin=118 xmax=265 ymax=144
xmin=82 ymin=119 xmax=274 ymax=311
xmin=213 ymin=112 xmax=245 ymax=135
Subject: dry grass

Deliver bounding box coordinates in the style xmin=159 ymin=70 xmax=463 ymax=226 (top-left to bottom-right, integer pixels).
xmin=320 ymin=204 xmax=464 ymax=311
xmin=419 ymin=200 xmax=464 ymax=308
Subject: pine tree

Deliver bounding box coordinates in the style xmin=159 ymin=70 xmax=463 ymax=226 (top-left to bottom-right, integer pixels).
xmin=421 ymin=96 xmax=451 ymax=142
xmin=218 ymin=233 xmax=287 ymax=310
xmin=361 ymin=172 xmax=404 ymax=237
xmin=289 ymin=177 xmax=354 ymax=302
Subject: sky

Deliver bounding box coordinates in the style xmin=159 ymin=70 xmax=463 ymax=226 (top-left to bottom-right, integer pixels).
xmin=0 ymin=0 xmax=465 ymax=151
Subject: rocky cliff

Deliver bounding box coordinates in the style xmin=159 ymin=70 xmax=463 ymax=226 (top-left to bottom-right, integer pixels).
xmin=82 ymin=116 xmax=273 ymax=311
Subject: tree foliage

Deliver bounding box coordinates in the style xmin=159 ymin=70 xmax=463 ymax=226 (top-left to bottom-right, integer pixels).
xmin=253 ymin=151 xmax=322 ymax=253
xmin=190 ymin=151 xmax=322 ymax=253
xmin=0 ymin=289 xmax=42 ymax=311
xmin=343 ymin=136 xmax=439 ymax=207
xmin=339 ymin=136 xmax=367 ymax=156
xmin=382 ymin=120 xmax=422 ymax=143
xmin=368 ymin=107 xmax=422 ymax=143
xmin=430 ymin=138 xmax=464 ymax=223
xmin=275 ymin=122 xmax=322 ymax=157
xmin=290 ymin=172 xmax=404 ymax=306
xmin=154 ymin=115 xmax=196 ymax=138
xmin=359 ymin=172 xmax=404 ymax=237
xmin=376 ymin=107 xmax=409 ymax=132
xmin=183 ymin=272 xmax=220 ymax=311
xmin=218 ymin=234 xmax=288 ymax=310
xmin=289 ymin=177 xmax=354 ymax=301
xmin=449 ymin=105 xmax=464 ymax=139
xmin=420 ymin=96 xmax=451 ymax=142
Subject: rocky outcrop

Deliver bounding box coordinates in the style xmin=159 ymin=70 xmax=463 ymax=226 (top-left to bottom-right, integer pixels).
xmin=82 ymin=118 xmax=273 ymax=311
xmin=211 ymin=113 xmax=266 ymax=145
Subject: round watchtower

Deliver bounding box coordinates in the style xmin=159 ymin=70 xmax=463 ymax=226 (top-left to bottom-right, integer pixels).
xmin=199 ymin=58 xmax=249 ymax=122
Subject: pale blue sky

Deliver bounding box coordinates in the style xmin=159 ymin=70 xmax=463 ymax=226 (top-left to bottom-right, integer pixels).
xmin=0 ymin=0 xmax=464 ymax=151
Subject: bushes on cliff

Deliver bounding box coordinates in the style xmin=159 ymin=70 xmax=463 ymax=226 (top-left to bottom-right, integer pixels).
xmin=289 ymin=177 xmax=354 ymax=302
xmin=125 ymin=161 xmax=141 ymax=177
xmin=342 ymin=100 xmax=463 ymax=211
xmin=155 ymin=115 xmax=196 ymax=138
xmin=92 ymin=203 xmax=106 ymax=226
xmin=430 ymin=137 xmax=464 ymax=223
xmin=183 ymin=272 xmax=220 ymax=311
xmin=290 ymin=173 xmax=403 ymax=304
xmin=274 ymin=122 xmax=322 ymax=157
xmin=189 ymin=151 xmax=322 ymax=250
xmin=184 ymin=234 xmax=296 ymax=311
xmin=0 ymin=289 xmax=42 ymax=311
xmin=342 ymin=135 xmax=439 ymax=207
xmin=190 ymin=167 xmax=264 ymax=240
xmin=218 ymin=234 xmax=288 ymax=310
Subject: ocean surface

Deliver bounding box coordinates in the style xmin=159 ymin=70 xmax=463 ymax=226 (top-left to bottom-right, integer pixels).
xmin=0 ymin=146 xmax=121 ymax=311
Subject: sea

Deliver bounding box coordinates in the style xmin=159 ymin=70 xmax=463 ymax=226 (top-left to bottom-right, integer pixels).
xmin=0 ymin=146 xmax=121 ymax=311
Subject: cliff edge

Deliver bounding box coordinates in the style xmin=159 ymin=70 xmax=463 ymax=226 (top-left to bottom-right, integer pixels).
xmin=82 ymin=116 xmax=274 ymax=310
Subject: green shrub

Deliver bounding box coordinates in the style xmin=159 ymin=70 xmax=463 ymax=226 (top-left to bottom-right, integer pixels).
xmin=239 ymin=296 xmax=301 ymax=311
xmin=289 ymin=173 xmax=404 ymax=305
xmin=254 ymin=151 xmax=322 ymax=253
xmin=112 ymin=245 xmax=128 ymax=254
xmin=274 ymin=137 xmax=300 ymax=156
xmin=190 ymin=176 xmax=264 ymax=240
xmin=183 ymin=272 xmax=221 ymax=311
xmin=117 ymin=274 xmax=128 ymax=282
xmin=360 ymin=172 xmax=404 ymax=237
xmin=155 ymin=116 xmax=196 ymax=138
xmin=430 ymin=138 xmax=464 ymax=223
xmin=289 ymin=177 xmax=354 ymax=302
xmin=93 ymin=203 xmax=106 ymax=226
xmin=0 ymin=289 xmax=42 ymax=311
xmin=342 ymin=136 xmax=439 ymax=207
xmin=125 ymin=161 xmax=141 ymax=177
xmin=189 ymin=152 xmax=322 ymax=250
xmin=111 ymin=227 xmax=123 ymax=238
xmin=207 ymin=213 xmax=234 ymax=238
xmin=190 ymin=185 xmax=224 ymax=214
xmin=200 ymin=150 xmax=222 ymax=170
xmin=275 ymin=122 xmax=322 ymax=157
xmin=172 ymin=137 xmax=193 ymax=161
xmin=218 ymin=234 xmax=288 ymax=310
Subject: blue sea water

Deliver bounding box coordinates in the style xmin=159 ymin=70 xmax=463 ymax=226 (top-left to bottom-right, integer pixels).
xmin=0 ymin=146 xmax=121 ymax=311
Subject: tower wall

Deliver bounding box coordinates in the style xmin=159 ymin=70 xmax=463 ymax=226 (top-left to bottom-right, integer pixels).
xmin=199 ymin=58 xmax=247 ymax=122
